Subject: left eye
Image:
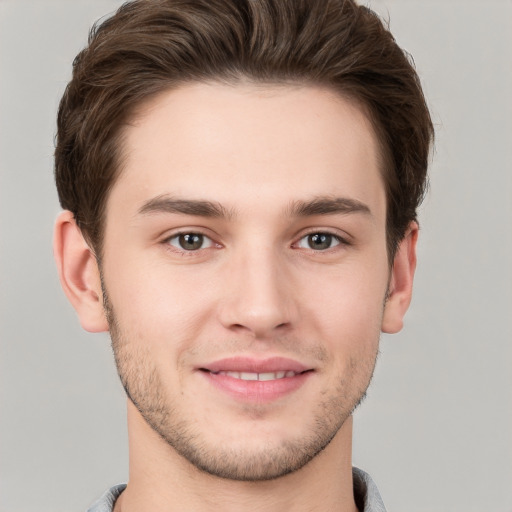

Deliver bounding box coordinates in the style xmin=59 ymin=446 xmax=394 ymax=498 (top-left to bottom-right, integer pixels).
xmin=168 ymin=233 xmax=214 ymax=251
xmin=296 ymin=233 xmax=341 ymax=251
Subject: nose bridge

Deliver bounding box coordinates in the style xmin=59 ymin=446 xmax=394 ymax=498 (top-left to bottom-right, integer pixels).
xmin=218 ymin=239 xmax=296 ymax=337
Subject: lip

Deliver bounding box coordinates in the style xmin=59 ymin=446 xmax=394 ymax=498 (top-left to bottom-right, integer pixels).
xmin=198 ymin=356 xmax=314 ymax=403
xmin=201 ymin=356 xmax=310 ymax=374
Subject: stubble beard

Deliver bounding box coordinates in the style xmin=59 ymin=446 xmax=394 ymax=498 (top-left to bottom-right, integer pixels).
xmin=103 ymin=290 xmax=379 ymax=482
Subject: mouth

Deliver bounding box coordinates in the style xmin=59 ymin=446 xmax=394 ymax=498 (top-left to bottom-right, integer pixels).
xmin=198 ymin=357 xmax=314 ymax=402
xmin=206 ymin=370 xmax=302 ymax=381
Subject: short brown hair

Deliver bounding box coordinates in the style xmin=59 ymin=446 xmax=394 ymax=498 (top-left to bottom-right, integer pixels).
xmin=55 ymin=0 xmax=434 ymax=258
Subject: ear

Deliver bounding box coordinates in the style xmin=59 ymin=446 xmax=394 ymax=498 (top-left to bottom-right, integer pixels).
xmin=53 ymin=211 xmax=109 ymax=333
xmin=381 ymin=222 xmax=419 ymax=334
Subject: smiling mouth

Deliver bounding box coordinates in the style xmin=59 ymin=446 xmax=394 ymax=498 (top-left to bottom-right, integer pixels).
xmin=198 ymin=357 xmax=314 ymax=401
xmin=204 ymin=370 xmax=304 ymax=381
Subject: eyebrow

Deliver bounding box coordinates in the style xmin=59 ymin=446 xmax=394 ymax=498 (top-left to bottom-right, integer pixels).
xmin=138 ymin=195 xmax=233 ymax=218
xmin=138 ymin=194 xmax=371 ymax=220
xmin=288 ymin=196 xmax=372 ymax=217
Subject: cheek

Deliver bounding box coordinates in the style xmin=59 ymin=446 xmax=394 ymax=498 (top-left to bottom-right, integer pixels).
xmin=301 ymin=261 xmax=388 ymax=335
xmin=102 ymin=254 xmax=215 ymax=352
xmin=297 ymin=263 xmax=386 ymax=387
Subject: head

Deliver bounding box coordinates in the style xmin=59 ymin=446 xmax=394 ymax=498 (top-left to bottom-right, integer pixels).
xmin=55 ymin=0 xmax=433 ymax=262
xmin=54 ymin=0 xmax=433 ymax=483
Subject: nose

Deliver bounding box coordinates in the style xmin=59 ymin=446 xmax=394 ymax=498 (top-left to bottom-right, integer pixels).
xmin=217 ymin=248 xmax=298 ymax=339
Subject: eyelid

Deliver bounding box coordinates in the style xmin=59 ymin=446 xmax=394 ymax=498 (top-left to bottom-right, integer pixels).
xmin=161 ymin=228 xmax=221 ymax=252
xmin=295 ymin=234 xmax=340 ymax=250
xmin=169 ymin=233 xmax=214 ymax=250
xmin=294 ymin=228 xmax=351 ymax=246
xmin=158 ymin=227 xmax=351 ymax=253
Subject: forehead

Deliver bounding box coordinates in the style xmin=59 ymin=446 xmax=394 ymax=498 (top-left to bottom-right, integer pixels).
xmin=109 ymin=82 xmax=385 ymax=219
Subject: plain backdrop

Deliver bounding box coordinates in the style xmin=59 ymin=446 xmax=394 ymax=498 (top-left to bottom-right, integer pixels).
xmin=1 ymin=1 xmax=511 ymax=511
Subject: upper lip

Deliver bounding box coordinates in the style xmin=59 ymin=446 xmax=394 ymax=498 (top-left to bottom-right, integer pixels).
xmin=200 ymin=356 xmax=311 ymax=374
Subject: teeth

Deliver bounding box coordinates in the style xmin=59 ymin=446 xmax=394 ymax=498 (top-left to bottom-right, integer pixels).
xmin=259 ymin=372 xmax=277 ymax=381
xmin=240 ymin=372 xmax=258 ymax=381
xmin=216 ymin=371 xmax=297 ymax=381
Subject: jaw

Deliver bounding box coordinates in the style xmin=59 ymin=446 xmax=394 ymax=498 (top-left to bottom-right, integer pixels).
xmin=125 ymin=399 xmax=357 ymax=512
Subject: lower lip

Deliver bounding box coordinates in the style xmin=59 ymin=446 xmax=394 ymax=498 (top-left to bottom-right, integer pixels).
xmin=201 ymin=371 xmax=312 ymax=403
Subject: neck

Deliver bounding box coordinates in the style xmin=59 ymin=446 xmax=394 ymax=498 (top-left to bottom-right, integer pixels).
xmin=115 ymin=401 xmax=358 ymax=512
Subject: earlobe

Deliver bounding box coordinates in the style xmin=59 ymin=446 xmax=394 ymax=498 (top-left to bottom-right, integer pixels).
xmin=53 ymin=211 xmax=109 ymax=333
xmin=381 ymin=222 xmax=418 ymax=334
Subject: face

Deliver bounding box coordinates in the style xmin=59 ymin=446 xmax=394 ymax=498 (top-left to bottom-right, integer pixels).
xmin=100 ymin=83 xmax=392 ymax=480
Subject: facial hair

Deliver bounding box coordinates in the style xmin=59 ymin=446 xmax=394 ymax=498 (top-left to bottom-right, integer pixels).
xmin=102 ymin=284 xmax=379 ymax=482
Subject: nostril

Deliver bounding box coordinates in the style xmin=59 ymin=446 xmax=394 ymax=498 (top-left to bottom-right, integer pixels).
xmin=229 ymin=323 xmax=250 ymax=332
xmin=218 ymin=297 xmax=297 ymax=337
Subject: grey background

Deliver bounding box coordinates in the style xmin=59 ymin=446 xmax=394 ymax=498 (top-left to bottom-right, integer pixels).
xmin=1 ymin=0 xmax=511 ymax=511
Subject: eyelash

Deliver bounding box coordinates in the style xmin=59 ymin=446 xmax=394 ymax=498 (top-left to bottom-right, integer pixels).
xmin=162 ymin=229 xmax=350 ymax=254
xmin=294 ymin=231 xmax=349 ymax=251
xmin=164 ymin=231 xmax=218 ymax=253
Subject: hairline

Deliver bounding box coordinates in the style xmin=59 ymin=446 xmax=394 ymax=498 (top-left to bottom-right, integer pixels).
xmin=89 ymin=77 xmax=396 ymax=263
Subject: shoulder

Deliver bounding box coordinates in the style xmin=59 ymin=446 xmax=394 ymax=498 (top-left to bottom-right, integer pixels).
xmin=352 ymin=467 xmax=387 ymax=512
xmin=86 ymin=483 xmax=126 ymax=512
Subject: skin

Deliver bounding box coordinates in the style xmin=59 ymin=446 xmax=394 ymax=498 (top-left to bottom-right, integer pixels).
xmin=54 ymin=82 xmax=418 ymax=512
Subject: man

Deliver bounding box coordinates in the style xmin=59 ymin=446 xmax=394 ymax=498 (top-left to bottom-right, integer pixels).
xmin=53 ymin=0 xmax=433 ymax=510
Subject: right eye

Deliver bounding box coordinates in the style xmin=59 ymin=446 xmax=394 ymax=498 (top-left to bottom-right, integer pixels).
xmin=167 ymin=233 xmax=215 ymax=251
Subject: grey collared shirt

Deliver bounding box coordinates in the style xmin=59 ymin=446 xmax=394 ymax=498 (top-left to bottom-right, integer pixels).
xmin=87 ymin=467 xmax=386 ymax=512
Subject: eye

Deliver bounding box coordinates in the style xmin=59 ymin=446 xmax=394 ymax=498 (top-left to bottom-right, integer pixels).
xmin=296 ymin=232 xmax=341 ymax=251
xmin=167 ymin=232 xmax=214 ymax=251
